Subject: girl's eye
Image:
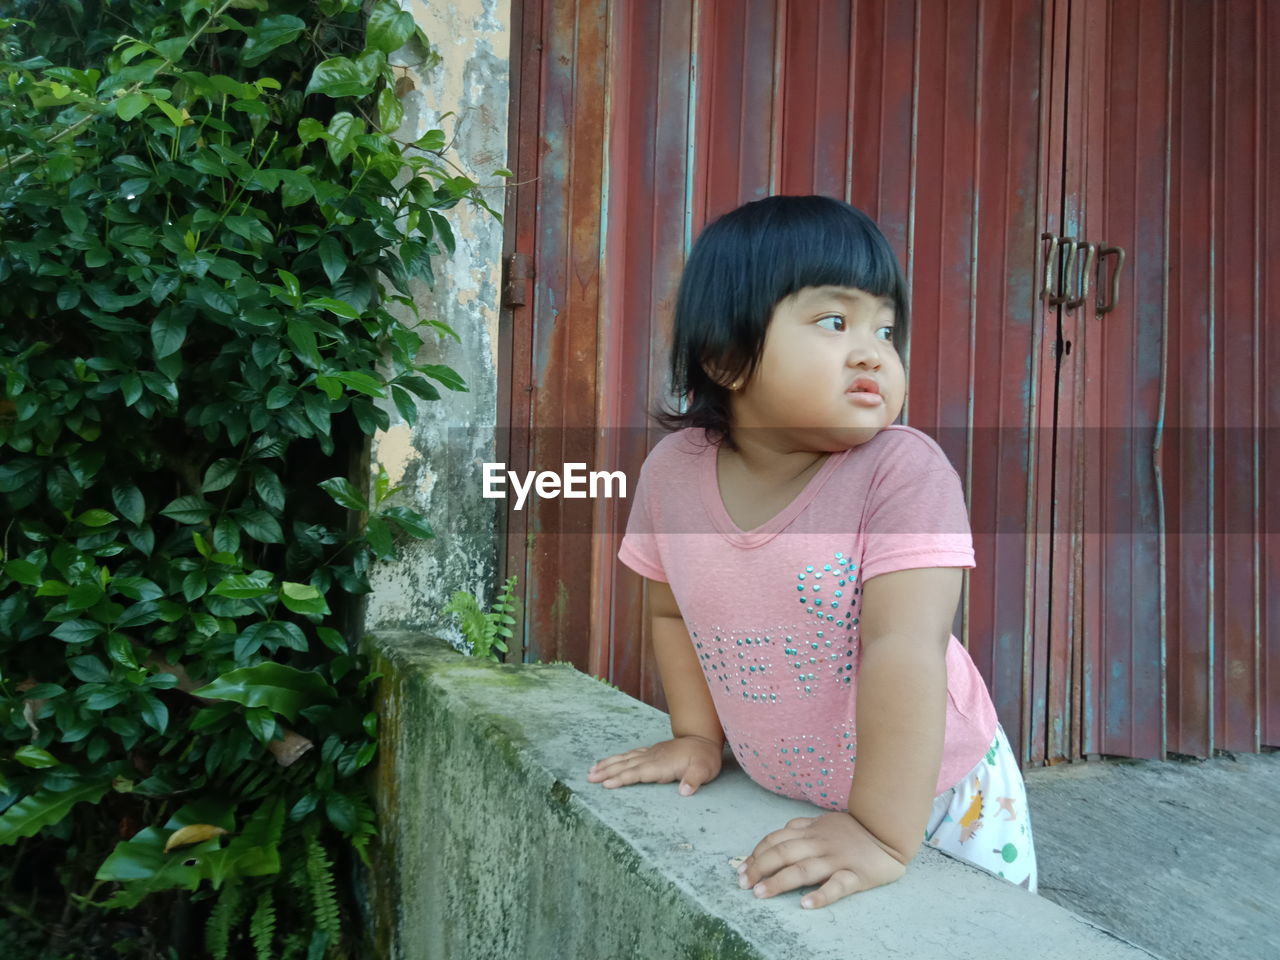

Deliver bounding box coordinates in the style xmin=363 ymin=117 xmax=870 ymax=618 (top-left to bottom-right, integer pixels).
xmin=816 ymin=315 xmax=846 ymax=332
xmin=875 ymin=325 xmax=895 ymax=342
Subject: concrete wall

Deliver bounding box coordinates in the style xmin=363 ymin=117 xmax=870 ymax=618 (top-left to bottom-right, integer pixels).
xmin=365 ymin=0 xmax=511 ymax=638
xmin=367 ymin=634 xmax=1160 ymax=960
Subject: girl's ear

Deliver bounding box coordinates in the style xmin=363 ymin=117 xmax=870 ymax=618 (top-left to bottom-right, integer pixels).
xmin=701 ymin=362 xmax=745 ymax=391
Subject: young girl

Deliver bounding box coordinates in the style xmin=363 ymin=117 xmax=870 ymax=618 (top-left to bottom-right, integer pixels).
xmin=586 ymin=195 xmax=1037 ymax=908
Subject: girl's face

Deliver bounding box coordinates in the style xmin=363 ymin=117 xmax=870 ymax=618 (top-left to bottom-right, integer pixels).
xmin=730 ymin=285 xmax=906 ymax=450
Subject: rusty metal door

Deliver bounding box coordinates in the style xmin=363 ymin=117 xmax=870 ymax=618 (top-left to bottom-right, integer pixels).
xmin=1049 ymin=0 xmax=1280 ymax=759
xmin=501 ymin=0 xmax=1279 ymax=766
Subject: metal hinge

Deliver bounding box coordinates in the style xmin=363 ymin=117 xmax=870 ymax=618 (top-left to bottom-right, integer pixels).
xmin=502 ymin=251 xmax=533 ymax=308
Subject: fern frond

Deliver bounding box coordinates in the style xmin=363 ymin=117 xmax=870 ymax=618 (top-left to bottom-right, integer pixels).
xmin=443 ymin=591 xmax=492 ymax=657
xmin=305 ymin=831 xmax=343 ymax=946
xmin=250 ymin=887 xmax=277 ymax=960
xmin=205 ymin=881 xmax=246 ymax=960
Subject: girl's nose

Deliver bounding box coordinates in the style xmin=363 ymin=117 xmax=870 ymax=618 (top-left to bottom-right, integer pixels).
xmin=845 ymin=330 xmax=881 ymax=369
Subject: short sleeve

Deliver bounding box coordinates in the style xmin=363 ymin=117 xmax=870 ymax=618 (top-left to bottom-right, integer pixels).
xmin=617 ymin=457 xmax=668 ymax=582
xmin=859 ymin=450 xmax=975 ymax=582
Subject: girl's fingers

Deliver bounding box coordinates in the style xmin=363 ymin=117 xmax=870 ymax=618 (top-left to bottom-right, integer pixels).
xmin=800 ymin=868 xmax=862 ymax=909
xmin=749 ymin=857 xmax=833 ymax=899
xmin=587 ymin=748 xmax=649 ymax=779
xmin=741 ymin=838 xmax=814 ymax=888
xmin=589 ymin=746 xmax=647 ymax=770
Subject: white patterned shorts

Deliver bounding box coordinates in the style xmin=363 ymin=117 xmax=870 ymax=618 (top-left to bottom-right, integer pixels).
xmin=923 ymin=723 xmax=1038 ymax=893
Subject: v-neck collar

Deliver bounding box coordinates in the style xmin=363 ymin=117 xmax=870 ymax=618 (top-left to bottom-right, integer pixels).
xmin=699 ymin=434 xmax=848 ymax=548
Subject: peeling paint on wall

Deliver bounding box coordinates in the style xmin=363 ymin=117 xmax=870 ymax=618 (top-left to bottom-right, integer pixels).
xmin=365 ymin=0 xmax=511 ymax=635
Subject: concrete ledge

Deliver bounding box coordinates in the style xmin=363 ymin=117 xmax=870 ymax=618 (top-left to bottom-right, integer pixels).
xmin=367 ymin=634 xmax=1160 ymax=960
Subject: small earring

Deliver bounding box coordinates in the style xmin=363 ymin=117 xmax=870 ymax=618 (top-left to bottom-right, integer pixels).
xmin=728 ymin=377 xmax=743 ymax=391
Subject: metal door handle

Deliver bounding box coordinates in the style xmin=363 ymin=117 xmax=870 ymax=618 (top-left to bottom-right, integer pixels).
xmin=1048 ymin=237 xmax=1078 ymax=306
xmin=1095 ymin=245 xmax=1126 ymax=314
xmin=1065 ymin=242 xmax=1097 ymax=310
xmin=1040 ymin=233 xmax=1060 ymax=302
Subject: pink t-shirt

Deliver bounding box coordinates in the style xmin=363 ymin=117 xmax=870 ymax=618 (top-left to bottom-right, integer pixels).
xmin=618 ymin=425 xmax=999 ymax=810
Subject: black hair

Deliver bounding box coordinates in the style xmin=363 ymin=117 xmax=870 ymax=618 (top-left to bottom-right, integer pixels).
xmin=656 ymin=195 xmax=909 ymax=447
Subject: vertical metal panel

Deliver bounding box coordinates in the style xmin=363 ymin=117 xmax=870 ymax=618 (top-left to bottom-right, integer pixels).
xmin=1265 ymin=1 xmax=1280 ymax=751
xmin=1066 ymin=0 xmax=1168 ymax=761
xmin=508 ymin=0 xmax=608 ymax=668
xmin=1166 ymin=0 xmax=1216 ymax=757
xmin=1067 ymin=0 xmax=1278 ymax=759
xmin=1028 ymin=0 xmax=1071 ymax=767
xmin=596 ymin=0 xmax=697 ymax=707
xmin=1212 ymin=0 xmax=1270 ymax=753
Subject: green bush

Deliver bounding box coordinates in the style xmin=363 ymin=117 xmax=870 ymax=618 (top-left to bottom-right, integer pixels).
xmin=0 ymin=0 xmax=500 ymax=955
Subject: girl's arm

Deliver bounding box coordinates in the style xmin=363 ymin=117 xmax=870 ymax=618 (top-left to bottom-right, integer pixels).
xmin=586 ymin=578 xmax=724 ymax=793
xmin=846 ymin=565 xmax=962 ymax=863
xmin=647 ymin=579 xmax=725 ymax=746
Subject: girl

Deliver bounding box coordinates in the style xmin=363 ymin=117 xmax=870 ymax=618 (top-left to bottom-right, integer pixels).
xmin=586 ymin=195 xmax=1038 ymax=908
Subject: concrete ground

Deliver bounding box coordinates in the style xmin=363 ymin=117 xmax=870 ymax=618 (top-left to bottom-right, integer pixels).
xmin=1024 ymin=748 xmax=1280 ymax=960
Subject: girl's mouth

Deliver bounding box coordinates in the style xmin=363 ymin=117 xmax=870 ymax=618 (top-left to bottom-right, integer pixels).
xmin=846 ymin=377 xmax=884 ymax=407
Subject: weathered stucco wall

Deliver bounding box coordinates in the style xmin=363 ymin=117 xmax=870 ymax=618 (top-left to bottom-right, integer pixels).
xmin=365 ymin=0 xmax=511 ymax=636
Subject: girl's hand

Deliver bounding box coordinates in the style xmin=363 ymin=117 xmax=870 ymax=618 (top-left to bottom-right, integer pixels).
xmin=738 ymin=812 xmax=908 ymax=908
xmin=586 ymin=735 xmax=723 ymax=796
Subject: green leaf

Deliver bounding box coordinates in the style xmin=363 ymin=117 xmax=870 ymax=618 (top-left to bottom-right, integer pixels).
xmin=245 ymin=705 xmax=278 ymax=744
xmin=53 ymin=619 xmax=104 ymax=645
xmin=306 ymin=57 xmax=374 ymax=99
xmin=377 ymin=85 xmax=404 ymax=132
xmin=3 ymin=559 xmax=42 ymax=586
xmin=116 ymin=92 xmax=150 ymax=121
xmin=265 ymin=385 xmax=294 ymax=409
xmin=15 ymin=746 xmax=60 ymax=769
xmin=210 ymin=573 xmax=274 ymax=599
xmin=429 ymin=211 xmax=456 ymax=255
xmin=0 ymin=781 xmax=112 ymax=844
xmin=139 ymin=696 xmax=169 ymax=734
xmin=151 ymin=312 xmax=188 ymax=358
xmin=317 ymin=237 xmax=346 ymax=285
xmin=160 ymin=495 xmax=215 ymax=524
xmin=76 ymin=509 xmax=117 ymax=528
xmin=121 ymin=373 xmax=143 ymax=406
xmin=112 ymin=484 xmax=145 ymax=525
xmin=238 ymin=510 xmax=283 ymax=544
xmin=202 ymin=458 xmax=240 ymax=493
xmin=198 ymin=286 xmax=237 ymax=315
xmin=213 ymin=516 xmax=240 ymax=554
xmin=277 ymin=269 xmax=301 ymax=303
xmin=66 ymin=580 xmax=105 ymax=611
xmin=253 ymin=468 xmax=286 ymax=512
xmin=304 ymin=297 xmax=360 ymax=319
xmin=365 ymin=516 xmax=394 ymax=559
xmin=225 ymin=215 xmax=273 ymax=246
xmin=241 ymin=14 xmax=305 ymax=66
xmin=297 ymin=118 xmax=328 ymax=145
xmin=191 ymin=663 xmax=336 ymax=723
xmin=318 ymin=477 xmax=368 ymax=511
xmin=382 ymin=506 xmax=434 ymax=540
xmin=287 ymin=319 xmax=320 ymax=367
xmin=332 ymin=371 xmax=386 ymax=397
xmin=325 ymin=111 xmax=364 ymax=165
xmin=111 ymin=577 xmax=163 ymax=602
xmin=108 ymin=632 xmax=139 ymax=670
xmin=316 ymin=627 xmax=347 ymax=654
xmin=61 ymin=205 xmax=89 ymax=235
xmin=368 ymin=0 xmax=416 ymax=52
xmin=116 ymin=601 xmax=164 ymax=630
xmin=280 ymin=582 xmax=330 ymax=616
xmin=68 ymin=655 xmax=110 ymax=682
xmin=421 ymin=364 xmax=468 ymax=392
